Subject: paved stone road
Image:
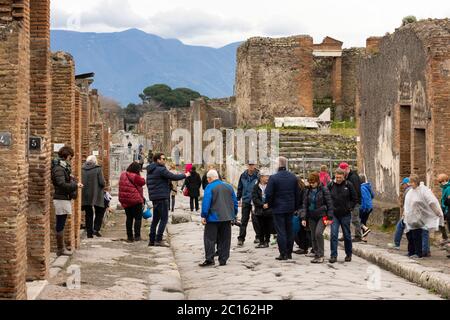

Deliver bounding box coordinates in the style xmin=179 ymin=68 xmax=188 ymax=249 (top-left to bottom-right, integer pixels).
xmin=169 ymin=196 xmax=442 ymax=300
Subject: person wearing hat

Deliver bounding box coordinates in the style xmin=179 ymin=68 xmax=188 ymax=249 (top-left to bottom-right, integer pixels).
xmin=339 ymin=162 xmax=364 ymax=242
xmin=252 ymin=168 xmax=273 ymax=248
xmin=388 ymin=177 xmax=411 ymax=250
xmin=237 ymin=160 xmax=260 ymax=247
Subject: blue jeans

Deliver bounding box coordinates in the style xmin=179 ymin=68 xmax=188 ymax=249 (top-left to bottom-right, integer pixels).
xmin=422 ymin=229 xmax=430 ymax=255
xmin=272 ymin=213 xmax=294 ymax=256
xmin=330 ymin=214 xmax=352 ymax=258
xmin=150 ymin=199 xmax=169 ymax=243
xmin=394 ymin=219 xmax=406 ymax=247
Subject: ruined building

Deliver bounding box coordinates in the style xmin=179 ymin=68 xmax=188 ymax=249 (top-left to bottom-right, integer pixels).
xmin=357 ymin=19 xmax=450 ymax=207
xmin=0 ymin=0 xmax=111 ymax=299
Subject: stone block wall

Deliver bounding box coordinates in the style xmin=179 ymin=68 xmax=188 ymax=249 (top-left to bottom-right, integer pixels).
xmin=0 ymin=0 xmax=30 ymax=300
xmin=235 ymin=36 xmax=314 ymax=126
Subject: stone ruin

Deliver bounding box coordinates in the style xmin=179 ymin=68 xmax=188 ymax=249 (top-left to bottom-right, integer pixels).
xmin=0 ymin=0 xmax=112 ymax=299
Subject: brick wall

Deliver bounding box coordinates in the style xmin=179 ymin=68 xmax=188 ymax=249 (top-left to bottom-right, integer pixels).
xmin=0 ymin=0 xmax=30 ymax=300
xmin=235 ymin=36 xmax=314 ymax=126
xmin=50 ymin=51 xmax=77 ymax=251
xmin=73 ymin=88 xmax=82 ymax=249
xmin=27 ymin=0 xmax=51 ymax=281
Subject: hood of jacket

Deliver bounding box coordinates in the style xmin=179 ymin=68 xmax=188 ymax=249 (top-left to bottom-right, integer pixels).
xmin=82 ymin=162 xmax=99 ymax=170
xmin=147 ymin=162 xmax=160 ymax=174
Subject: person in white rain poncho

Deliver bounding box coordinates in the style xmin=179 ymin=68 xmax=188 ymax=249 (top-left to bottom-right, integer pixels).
xmin=403 ymin=174 xmax=444 ymax=258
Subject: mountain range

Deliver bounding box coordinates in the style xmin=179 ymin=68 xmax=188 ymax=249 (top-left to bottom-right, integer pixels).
xmin=50 ymin=28 xmax=241 ymax=106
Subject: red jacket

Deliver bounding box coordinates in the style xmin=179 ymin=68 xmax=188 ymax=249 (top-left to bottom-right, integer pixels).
xmin=119 ymin=172 xmax=145 ymax=209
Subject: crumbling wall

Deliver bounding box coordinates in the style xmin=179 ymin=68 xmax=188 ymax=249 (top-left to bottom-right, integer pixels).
xmin=235 ymin=36 xmax=314 ymax=126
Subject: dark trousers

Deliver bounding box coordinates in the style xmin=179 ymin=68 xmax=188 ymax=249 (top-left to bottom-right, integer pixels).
xmin=56 ymin=215 xmax=68 ymax=233
xmin=238 ymin=203 xmax=256 ymax=241
xmin=273 ymin=213 xmax=294 ymax=256
xmin=150 ymin=199 xmax=169 ymax=242
xmin=330 ymin=215 xmax=352 ymax=258
xmin=204 ymin=221 xmax=232 ymax=264
xmin=295 ymin=223 xmax=312 ymax=251
xmin=82 ymin=205 xmax=106 ymax=236
xmin=309 ymin=218 xmax=326 ymax=258
xmin=255 ymin=215 xmax=273 ymax=244
xmin=125 ymin=204 xmax=142 ymax=239
xmin=190 ymin=197 xmax=199 ymax=211
xmin=407 ymin=229 xmax=423 ymax=257
xmin=169 ymin=195 xmax=176 ymax=212
xmin=359 ymin=208 xmax=373 ymax=226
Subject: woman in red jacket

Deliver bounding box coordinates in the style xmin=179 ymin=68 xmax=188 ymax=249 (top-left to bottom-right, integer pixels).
xmin=119 ymin=162 xmax=146 ymax=242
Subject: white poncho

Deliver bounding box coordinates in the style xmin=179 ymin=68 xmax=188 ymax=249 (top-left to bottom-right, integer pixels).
xmin=403 ymin=183 xmax=444 ymax=232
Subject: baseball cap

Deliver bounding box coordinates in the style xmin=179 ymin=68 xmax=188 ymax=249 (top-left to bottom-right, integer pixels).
xmin=401 ymin=177 xmax=410 ymax=185
xmin=248 ymin=160 xmax=257 ymax=165
xmin=339 ymin=162 xmax=349 ymax=170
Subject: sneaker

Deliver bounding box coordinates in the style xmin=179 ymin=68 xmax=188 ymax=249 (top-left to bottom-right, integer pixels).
xmin=305 ymin=252 xmax=316 ymax=258
xmin=311 ymin=257 xmax=324 ymax=264
xmin=387 ymin=243 xmax=400 ymax=250
xmin=275 ymin=255 xmax=288 ymax=261
xmin=255 ymin=243 xmax=266 ymax=249
xmin=294 ymin=249 xmax=308 ymax=255
xmin=155 ymin=241 xmax=170 ymax=247
xmin=237 ymin=240 xmax=244 ymax=247
xmin=345 ymin=255 xmax=352 ymax=262
xmin=409 ymin=254 xmax=421 ymax=259
xmin=199 ymin=260 xmax=215 ymax=267
xmin=329 ymin=257 xmax=337 ymax=264
xmin=93 ymin=231 xmax=102 ymax=237
xmin=362 ymin=228 xmax=371 ymax=238
xmin=352 ymin=237 xmax=362 ymax=243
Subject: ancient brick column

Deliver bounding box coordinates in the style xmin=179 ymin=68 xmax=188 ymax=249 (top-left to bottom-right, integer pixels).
xmin=27 ymin=0 xmax=51 ymax=281
xmin=103 ymin=126 xmax=111 ymax=189
xmin=73 ymin=88 xmax=82 ymax=249
xmin=0 ymin=0 xmax=30 ymax=300
xmin=331 ymin=57 xmax=343 ymax=105
xmin=50 ymin=52 xmax=77 ymax=251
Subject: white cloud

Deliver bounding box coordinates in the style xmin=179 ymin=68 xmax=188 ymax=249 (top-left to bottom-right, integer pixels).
xmin=50 ymin=0 xmax=449 ymax=47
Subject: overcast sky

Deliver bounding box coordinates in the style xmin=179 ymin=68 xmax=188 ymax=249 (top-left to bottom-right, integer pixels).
xmin=50 ymin=0 xmax=449 ymax=48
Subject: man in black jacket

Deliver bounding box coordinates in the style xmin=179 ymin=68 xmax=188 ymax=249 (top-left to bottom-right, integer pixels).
xmin=339 ymin=162 xmax=363 ymax=242
xmin=328 ymin=168 xmax=358 ymax=263
xmin=52 ymin=146 xmax=84 ymax=256
xmin=147 ymin=153 xmax=189 ymax=246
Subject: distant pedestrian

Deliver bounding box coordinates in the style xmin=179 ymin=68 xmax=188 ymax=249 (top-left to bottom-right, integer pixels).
xmin=319 ymin=165 xmax=331 ymax=187
xmin=199 ymin=170 xmax=238 ymax=267
xmin=169 ymin=164 xmax=180 ymax=212
xmin=404 ymin=174 xmax=444 ymax=258
xmin=237 ymin=161 xmax=260 ymax=246
xmin=51 ymin=146 xmax=84 ymax=256
xmin=147 ymin=153 xmax=189 ymax=247
xmin=119 ymin=162 xmax=145 ymax=242
xmin=339 ymin=162 xmax=363 ymax=242
xmin=388 ymin=177 xmax=411 ymax=250
xmin=359 ymin=174 xmax=375 ymax=241
xmin=301 ymin=172 xmax=334 ymax=264
xmin=147 ymin=150 xmax=154 ymax=165
xmin=252 ymin=168 xmax=273 ymax=248
xmin=184 ymin=166 xmax=202 ymax=212
xmin=81 ymin=155 xmax=106 ymax=238
xmin=328 ymin=168 xmax=357 ymax=263
xmin=265 ymin=157 xmax=300 ymax=261
xmin=437 ymin=173 xmax=450 ymax=246
xmin=173 ymin=145 xmax=181 ymax=166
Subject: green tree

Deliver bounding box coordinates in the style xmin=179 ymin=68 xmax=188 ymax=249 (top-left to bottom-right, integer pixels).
xmin=141 ymin=84 xmax=172 ymax=103
xmin=138 ymin=84 xmax=204 ymax=108
xmin=402 ymin=15 xmax=417 ymax=26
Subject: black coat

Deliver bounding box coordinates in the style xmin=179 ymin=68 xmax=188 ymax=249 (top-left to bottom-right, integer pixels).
xmin=265 ymin=168 xmax=300 ymax=215
xmin=252 ymin=183 xmax=273 ymax=216
xmin=185 ymin=172 xmax=202 ymax=198
xmin=146 ymin=163 xmax=186 ymax=201
xmin=347 ymin=170 xmax=362 ymax=204
xmin=51 ymin=159 xmax=78 ymax=200
xmin=301 ymin=186 xmax=334 ymax=221
xmin=328 ymin=180 xmax=357 ymax=218
xmin=81 ymin=163 xmax=105 ymax=208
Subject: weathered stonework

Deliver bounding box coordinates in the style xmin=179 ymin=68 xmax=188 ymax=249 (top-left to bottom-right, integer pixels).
xmin=357 ymin=19 xmax=450 ymax=206
xmin=235 ymin=36 xmax=314 ymax=126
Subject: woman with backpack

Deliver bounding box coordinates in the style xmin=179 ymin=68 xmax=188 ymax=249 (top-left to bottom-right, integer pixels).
xmin=301 ymin=172 xmax=334 ymax=263
xmin=119 ymin=162 xmax=146 ymax=242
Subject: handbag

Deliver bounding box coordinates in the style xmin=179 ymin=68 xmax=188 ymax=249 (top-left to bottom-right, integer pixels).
xmin=183 ymin=187 xmax=190 ymax=197
xmin=142 ymin=200 xmax=152 ymax=219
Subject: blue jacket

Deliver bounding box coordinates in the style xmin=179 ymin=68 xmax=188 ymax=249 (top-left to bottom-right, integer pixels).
xmin=201 ymin=180 xmax=238 ymax=223
xmin=360 ymin=182 xmax=374 ymax=210
xmin=237 ymin=169 xmax=259 ymax=204
xmin=265 ymin=168 xmax=300 ymax=215
xmin=146 ymin=163 xmax=186 ymax=201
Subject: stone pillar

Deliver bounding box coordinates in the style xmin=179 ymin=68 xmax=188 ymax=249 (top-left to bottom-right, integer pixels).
xmin=51 ymin=52 xmax=77 ymax=251
xmin=331 ymin=57 xmax=342 ymax=105
xmin=79 ymin=84 xmax=91 ymax=163
xmin=0 ymin=0 xmax=30 ymax=300
xmin=103 ymin=127 xmax=111 ymax=189
xmin=73 ymin=88 xmax=82 ymax=249
xmin=27 ymin=0 xmax=51 ymax=281
xmin=296 ymin=36 xmax=314 ymax=117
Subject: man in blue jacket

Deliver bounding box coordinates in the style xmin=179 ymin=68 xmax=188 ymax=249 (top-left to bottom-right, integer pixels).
xmin=200 ymin=170 xmax=238 ymax=267
xmin=237 ymin=161 xmax=260 ymax=246
xmin=265 ymin=157 xmax=300 ymax=260
xmin=147 ymin=153 xmax=189 ymax=247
